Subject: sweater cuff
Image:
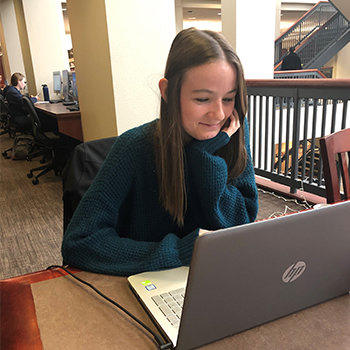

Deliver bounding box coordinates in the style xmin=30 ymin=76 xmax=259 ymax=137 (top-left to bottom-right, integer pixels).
xmin=178 ymin=229 xmax=199 ymax=266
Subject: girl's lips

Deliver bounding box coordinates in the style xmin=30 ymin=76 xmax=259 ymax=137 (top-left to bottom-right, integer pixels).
xmin=199 ymin=124 xmax=223 ymax=132
xmin=199 ymin=122 xmax=222 ymax=128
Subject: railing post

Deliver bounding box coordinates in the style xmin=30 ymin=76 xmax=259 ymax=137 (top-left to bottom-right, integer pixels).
xmin=318 ymin=5 xmax=321 ymax=27
xmin=290 ymin=87 xmax=301 ymax=193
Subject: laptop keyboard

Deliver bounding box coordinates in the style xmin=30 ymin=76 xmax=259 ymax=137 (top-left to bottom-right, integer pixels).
xmin=151 ymin=288 xmax=185 ymax=328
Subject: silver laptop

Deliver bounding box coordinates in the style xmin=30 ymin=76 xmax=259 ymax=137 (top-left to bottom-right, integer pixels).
xmin=128 ymin=200 xmax=350 ymax=349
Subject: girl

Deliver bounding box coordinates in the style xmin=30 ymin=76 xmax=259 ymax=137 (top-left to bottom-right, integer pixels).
xmin=62 ymin=28 xmax=258 ymax=276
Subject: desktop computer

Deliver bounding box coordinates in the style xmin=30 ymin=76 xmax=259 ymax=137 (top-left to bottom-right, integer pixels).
xmin=49 ymin=71 xmax=64 ymax=103
xmin=53 ymin=71 xmax=61 ymax=94
xmin=61 ymin=70 xmax=79 ymax=110
xmin=62 ymin=69 xmax=70 ymax=102
xmin=62 ymin=70 xmax=79 ymax=103
xmin=71 ymin=71 xmax=78 ymax=102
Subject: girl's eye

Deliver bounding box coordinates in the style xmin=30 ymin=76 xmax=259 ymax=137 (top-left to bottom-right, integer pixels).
xmin=195 ymin=98 xmax=209 ymax=103
xmin=223 ymin=97 xmax=234 ymax=103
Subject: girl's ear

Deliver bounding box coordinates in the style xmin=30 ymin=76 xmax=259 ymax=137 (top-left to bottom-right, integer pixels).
xmin=159 ymin=78 xmax=168 ymax=102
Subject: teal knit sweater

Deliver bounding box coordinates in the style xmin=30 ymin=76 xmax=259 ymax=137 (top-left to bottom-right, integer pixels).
xmin=61 ymin=119 xmax=258 ymax=276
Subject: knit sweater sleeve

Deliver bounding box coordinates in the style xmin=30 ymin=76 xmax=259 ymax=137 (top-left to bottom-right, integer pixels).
xmin=185 ymin=118 xmax=258 ymax=229
xmin=62 ymin=130 xmax=198 ymax=276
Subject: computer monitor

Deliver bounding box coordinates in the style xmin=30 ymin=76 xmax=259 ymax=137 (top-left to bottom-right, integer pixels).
xmin=53 ymin=71 xmax=62 ymax=94
xmin=71 ymin=71 xmax=79 ymax=102
xmin=62 ymin=69 xmax=70 ymax=102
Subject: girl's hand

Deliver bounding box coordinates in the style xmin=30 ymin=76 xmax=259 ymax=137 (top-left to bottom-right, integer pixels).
xmin=221 ymin=109 xmax=240 ymax=137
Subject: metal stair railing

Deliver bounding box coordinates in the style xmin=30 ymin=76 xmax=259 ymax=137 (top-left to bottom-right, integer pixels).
xmin=274 ymin=69 xmax=327 ymax=79
xmin=275 ymin=1 xmax=336 ymax=66
xmin=298 ymin=12 xmax=350 ymax=69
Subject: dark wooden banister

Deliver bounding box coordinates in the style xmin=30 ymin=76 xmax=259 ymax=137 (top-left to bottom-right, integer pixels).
xmin=246 ymin=78 xmax=350 ymax=89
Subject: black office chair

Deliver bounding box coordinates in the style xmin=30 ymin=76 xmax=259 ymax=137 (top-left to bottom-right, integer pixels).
xmin=62 ymin=136 xmax=116 ymax=231
xmin=1 ymin=95 xmax=34 ymax=159
xmin=22 ymin=96 xmax=61 ymax=185
xmin=0 ymin=94 xmax=10 ymax=136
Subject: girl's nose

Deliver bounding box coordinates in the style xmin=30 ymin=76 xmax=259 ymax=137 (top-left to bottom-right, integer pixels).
xmin=209 ymin=100 xmax=225 ymax=120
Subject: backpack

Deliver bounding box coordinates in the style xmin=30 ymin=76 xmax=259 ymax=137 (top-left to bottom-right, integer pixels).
xmin=11 ymin=135 xmax=34 ymax=160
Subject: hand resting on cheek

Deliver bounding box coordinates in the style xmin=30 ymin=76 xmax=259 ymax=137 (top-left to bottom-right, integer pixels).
xmin=221 ymin=108 xmax=240 ymax=138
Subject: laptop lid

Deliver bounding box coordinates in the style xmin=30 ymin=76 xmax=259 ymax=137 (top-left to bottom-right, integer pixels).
xmin=129 ymin=200 xmax=350 ymax=350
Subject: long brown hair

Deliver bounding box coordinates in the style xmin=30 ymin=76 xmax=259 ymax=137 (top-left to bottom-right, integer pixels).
xmin=155 ymin=28 xmax=248 ymax=226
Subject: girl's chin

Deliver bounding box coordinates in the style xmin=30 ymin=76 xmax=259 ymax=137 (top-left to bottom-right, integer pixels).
xmin=193 ymin=131 xmax=220 ymax=141
xmin=183 ymin=125 xmax=222 ymax=141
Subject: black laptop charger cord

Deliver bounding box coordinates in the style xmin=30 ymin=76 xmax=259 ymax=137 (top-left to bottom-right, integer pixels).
xmin=46 ymin=265 xmax=173 ymax=350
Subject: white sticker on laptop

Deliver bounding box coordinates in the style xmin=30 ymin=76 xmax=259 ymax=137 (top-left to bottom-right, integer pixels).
xmin=142 ymin=280 xmax=157 ymax=291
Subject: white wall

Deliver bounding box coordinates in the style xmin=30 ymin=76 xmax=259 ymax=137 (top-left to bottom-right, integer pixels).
xmin=222 ymin=0 xmax=276 ymax=79
xmin=175 ymin=0 xmax=184 ymax=33
xmin=275 ymin=0 xmax=282 ymax=38
xmin=236 ymin=0 xmax=275 ymax=79
xmin=332 ymin=43 xmax=350 ymax=78
xmin=22 ymin=0 xmax=69 ymax=99
xmin=333 ymin=0 xmax=350 ymax=77
xmin=0 ymin=0 xmax=25 ymax=75
xmin=105 ymin=0 xmax=176 ymax=134
xmin=222 ymin=0 xmax=237 ymax=51
xmin=332 ymin=0 xmax=350 ymax=21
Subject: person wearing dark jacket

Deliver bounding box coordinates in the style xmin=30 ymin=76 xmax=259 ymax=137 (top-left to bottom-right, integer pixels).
xmin=281 ymin=47 xmax=302 ymax=71
xmin=4 ymin=72 xmax=37 ymax=130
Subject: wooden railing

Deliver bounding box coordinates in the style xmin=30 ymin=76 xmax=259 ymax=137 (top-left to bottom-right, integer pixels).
xmin=246 ymin=79 xmax=350 ymax=197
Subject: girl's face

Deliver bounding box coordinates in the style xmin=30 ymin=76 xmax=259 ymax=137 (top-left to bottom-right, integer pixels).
xmin=180 ymin=60 xmax=237 ymax=141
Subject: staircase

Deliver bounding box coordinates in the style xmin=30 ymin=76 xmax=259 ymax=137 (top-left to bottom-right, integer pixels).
xmin=274 ymin=139 xmax=323 ymax=185
xmin=297 ymin=144 xmax=322 ymax=184
xmin=275 ymin=1 xmax=350 ymax=71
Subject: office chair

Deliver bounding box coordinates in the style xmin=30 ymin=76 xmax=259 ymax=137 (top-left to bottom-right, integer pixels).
xmin=22 ymin=96 xmax=61 ymax=185
xmin=0 ymin=94 xmax=10 ymax=136
xmin=1 ymin=95 xmax=35 ymax=159
xmin=319 ymin=128 xmax=350 ymax=203
xmin=62 ymin=136 xmax=116 ymax=232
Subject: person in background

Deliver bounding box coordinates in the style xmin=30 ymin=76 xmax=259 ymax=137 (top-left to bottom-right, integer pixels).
xmin=281 ymin=47 xmax=302 ymax=71
xmin=280 ymin=48 xmax=288 ymax=60
xmin=62 ymin=27 xmax=259 ymax=276
xmin=3 ymin=72 xmax=37 ymax=130
xmin=0 ymin=74 xmax=6 ymax=93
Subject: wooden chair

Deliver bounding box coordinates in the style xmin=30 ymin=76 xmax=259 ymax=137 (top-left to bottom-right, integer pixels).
xmin=319 ymin=128 xmax=350 ymax=203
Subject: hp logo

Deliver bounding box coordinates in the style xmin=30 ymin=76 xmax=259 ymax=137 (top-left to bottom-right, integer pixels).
xmin=282 ymin=261 xmax=306 ymax=283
